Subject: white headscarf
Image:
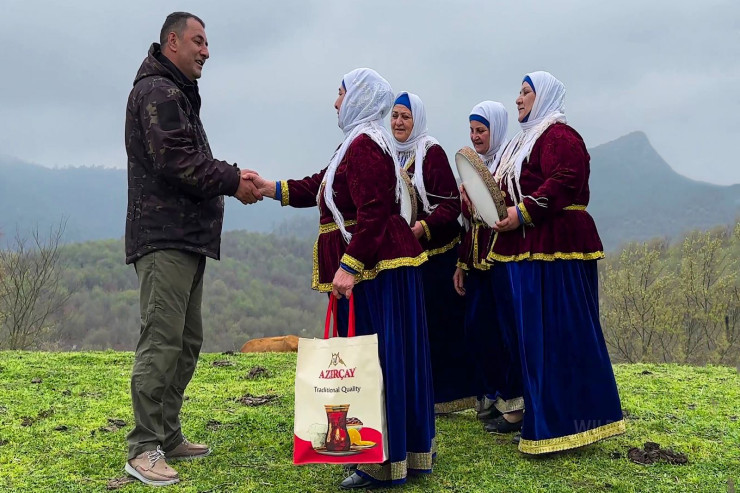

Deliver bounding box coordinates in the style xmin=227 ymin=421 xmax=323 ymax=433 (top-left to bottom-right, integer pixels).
xmin=392 ymin=91 xmax=440 ymax=214
xmin=469 ymin=101 xmax=509 ymax=172
xmin=321 ymin=68 xmax=402 ymax=243
xmin=494 ymin=71 xmax=567 ymax=205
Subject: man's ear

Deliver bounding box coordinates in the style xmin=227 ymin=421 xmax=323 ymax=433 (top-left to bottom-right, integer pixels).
xmin=166 ymin=31 xmax=179 ymax=52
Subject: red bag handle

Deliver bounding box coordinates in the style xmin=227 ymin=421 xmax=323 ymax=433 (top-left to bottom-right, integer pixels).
xmin=323 ymin=295 xmax=356 ymax=339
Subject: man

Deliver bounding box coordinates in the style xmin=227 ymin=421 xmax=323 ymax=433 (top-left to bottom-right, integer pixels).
xmin=124 ymin=12 xmax=260 ymax=486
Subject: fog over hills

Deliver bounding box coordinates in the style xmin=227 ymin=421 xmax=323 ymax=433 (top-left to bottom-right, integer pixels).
xmin=1 ymin=132 xmax=738 ymax=251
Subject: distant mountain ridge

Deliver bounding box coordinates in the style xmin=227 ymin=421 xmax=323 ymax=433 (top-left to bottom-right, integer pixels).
xmin=1 ymin=132 xmax=738 ymax=250
xmin=587 ymin=132 xmax=740 ymax=249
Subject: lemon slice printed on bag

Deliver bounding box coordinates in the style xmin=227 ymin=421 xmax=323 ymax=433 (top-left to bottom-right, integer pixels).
xmin=348 ymin=428 xmax=362 ymax=445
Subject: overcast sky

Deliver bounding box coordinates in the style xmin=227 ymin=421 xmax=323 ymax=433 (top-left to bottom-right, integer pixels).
xmin=2 ymin=0 xmax=739 ymax=185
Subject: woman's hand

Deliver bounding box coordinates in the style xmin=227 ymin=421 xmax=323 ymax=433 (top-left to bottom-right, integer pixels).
xmin=332 ymin=268 xmax=356 ymax=299
xmin=460 ymin=185 xmax=472 ymax=211
xmin=453 ymin=267 xmax=466 ymax=296
xmin=493 ymin=206 xmax=521 ymax=232
xmin=242 ymin=171 xmax=276 ymax=199
xmin=411 ymin=221 xmax=425 ymax=240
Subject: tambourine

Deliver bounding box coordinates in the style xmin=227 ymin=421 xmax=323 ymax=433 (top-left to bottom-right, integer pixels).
xmin=399 ymin=168 xmax=418 ymax=226
xmin=454 ymin=147 xmax=508 ymax=227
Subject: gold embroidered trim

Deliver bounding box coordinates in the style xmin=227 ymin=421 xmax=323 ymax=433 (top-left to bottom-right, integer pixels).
xmin=358 ymin=459 xmax=407 ymax=482
xmin=426 ymin=236 xmax=459 ymax=257
xmin=472 ymin=223 xmax=491 ymax=271
xmin=517 ymin=202 xmax=533 ymax=226
xmin=493 ymin=396 xmax=525 ymax=413
xmin=518 ymin=419 xmax=626 ymax=455
xmin=563 ymin=204 xmax=587 ymax=211
xmin=456 ymin=261 xmax=469 ymax=271
xmin=318 ymin=220 xmax=357 ymax=234
xmin=403 ymin=155 xmax=416 ymax=171
xmin=420 ymin=220 xmax=432 ymax=241
xmin=407 ymin=449 xmax=434 ymax=470
xmin=358 ymin=253 xmax=428 ymax=282
xmin=340 ymin=253 xmax=365 ymax=273
xmin=486 ymin=250 xmax=606 ymax=263
xmin=279 ymin=180 xmax=290 ymax=206
xmin=434 ymin=396 xmax=476 ymax=414
xmin=311 ymin=243 xmax=428 ymax=293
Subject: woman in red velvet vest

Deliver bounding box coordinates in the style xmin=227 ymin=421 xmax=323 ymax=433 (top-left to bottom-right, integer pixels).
xmin=248 ymin=68 xmax=435 ymax=488
xmin=390 ymin=91 xmax=474 ymax=415
xmin=489 ymin=71 xmax=625 ymax=454
xmin=455 ymin=102 xmax=525 ymax=434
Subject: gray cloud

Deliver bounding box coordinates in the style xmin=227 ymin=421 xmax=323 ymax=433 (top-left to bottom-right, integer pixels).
xmin=2 ymin=0 xmax=738 ymax=184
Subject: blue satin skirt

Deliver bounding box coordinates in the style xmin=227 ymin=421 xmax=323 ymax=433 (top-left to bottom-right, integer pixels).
xmin=507 ymin=260 xmax=625 ymax=454
xmin=420 ymin=249 xmax=475 ymax=411
xmin=336 ymin=267 xmax=435 ymax=485
xmin=464 ymin=265 xmax=524 ymax=411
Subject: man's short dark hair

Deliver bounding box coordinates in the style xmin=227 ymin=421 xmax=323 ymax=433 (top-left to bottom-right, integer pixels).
xmin=160 ymin=12 xmax=205 ymax=46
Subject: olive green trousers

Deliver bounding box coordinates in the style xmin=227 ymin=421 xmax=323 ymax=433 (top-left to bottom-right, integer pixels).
xmin=127 ymin=249 xmax=205 ymax=459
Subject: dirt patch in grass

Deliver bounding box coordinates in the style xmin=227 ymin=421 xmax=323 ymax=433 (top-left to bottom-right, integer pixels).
xmin=628 ymin=441 xmax=688 ymax=465
xmin=99 ymin=418 xmax=127 ymax=433
xmin=212 ymin=360 xmax=235 ymax=367
xmin=236 ymin=393 xmax=278 ymax=407
xmin=246 ymin=366 xmax=271 ymax=379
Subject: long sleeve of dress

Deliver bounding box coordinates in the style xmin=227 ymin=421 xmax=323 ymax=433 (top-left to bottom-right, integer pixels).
xmin=283 ymin=168 xmax=327 ymax=208
xmin=418 ymin=145 xmax=461 ymax=238
xmin=519 ymin=125 xmax=588 ymax=226
xmin=341 ymin=136 xmax=397 ymax=271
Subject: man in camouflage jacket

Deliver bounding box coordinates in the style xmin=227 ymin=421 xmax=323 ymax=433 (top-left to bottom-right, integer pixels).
xmin=123 ymin=12 xmax=259 ymax=487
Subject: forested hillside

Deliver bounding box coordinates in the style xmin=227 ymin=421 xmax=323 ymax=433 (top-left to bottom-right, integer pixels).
xmin=50 ymin=231 xmax=326 ymax=352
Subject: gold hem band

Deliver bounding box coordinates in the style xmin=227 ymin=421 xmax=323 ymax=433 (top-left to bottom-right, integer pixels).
xmin=518 ymin=419 xmax=626 ymax=455
xmin=493 ymin=396 xmax=524 ymax=413
xmin=434 ymin=396 xmax=476 ymax=414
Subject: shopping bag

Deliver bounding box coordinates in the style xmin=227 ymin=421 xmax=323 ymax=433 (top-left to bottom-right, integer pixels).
xmin=293 ymin=295 xmax=386 ymax=464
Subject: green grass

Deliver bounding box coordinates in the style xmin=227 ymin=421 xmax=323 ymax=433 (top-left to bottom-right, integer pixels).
xmin=0 ymin=352 xmax=738 ymax=492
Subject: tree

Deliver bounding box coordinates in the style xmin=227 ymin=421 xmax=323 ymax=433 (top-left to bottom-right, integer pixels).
xmin=675 ymin=228 xmax=738 ymax=365
xmin=600 ymin=240 xmax=680 ymax=363
xmin=0 ymin=222 xmax=70 ymax=349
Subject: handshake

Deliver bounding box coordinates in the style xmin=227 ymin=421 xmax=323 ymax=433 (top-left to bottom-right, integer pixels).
xmin=234 ymin=169 xmax=276 ymax=205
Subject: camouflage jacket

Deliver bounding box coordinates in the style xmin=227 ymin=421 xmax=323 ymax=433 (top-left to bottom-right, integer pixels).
xmin=124 ymin=43 xmax=241 ymax=264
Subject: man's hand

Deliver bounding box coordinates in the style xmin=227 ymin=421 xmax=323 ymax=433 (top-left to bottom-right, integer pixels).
xmin=411 ymin=221 xmax=425 ymax=240
xmin=242 ymin=171 xmax=277 ymax=199
xmin=235 ymin=176 xmax=262 ymax=204
xmin=453 ymin=267 xmax=466 ymax=296
xmin=332 ymin=268 xmax=356 ymax=299
xmin=492 ymin=206 xmax=521 ymax=232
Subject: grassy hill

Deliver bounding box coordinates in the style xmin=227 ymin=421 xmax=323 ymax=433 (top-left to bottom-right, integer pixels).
xmin=0 ymin=352 xmax=737 ymax=492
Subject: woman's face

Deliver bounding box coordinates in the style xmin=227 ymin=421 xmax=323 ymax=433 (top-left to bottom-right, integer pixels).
xmin=390 ymin=104 xmax=414 ymax=143
xmin=334 ymin=86 xmax=346 ymax=115
xmin=516 ymin=81 xmax=536 ymax=122
xmin=469 ymin=120 xmax=490 ymax=154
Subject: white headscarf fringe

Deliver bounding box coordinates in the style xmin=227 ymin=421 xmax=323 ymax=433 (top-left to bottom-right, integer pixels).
xmin=392 ymin=92 xmax=441 ymax=214
xmin=320 ymin=68 xmax=401 ymax=243
xmin=494 ymin=71 xmax=567 ymax=210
